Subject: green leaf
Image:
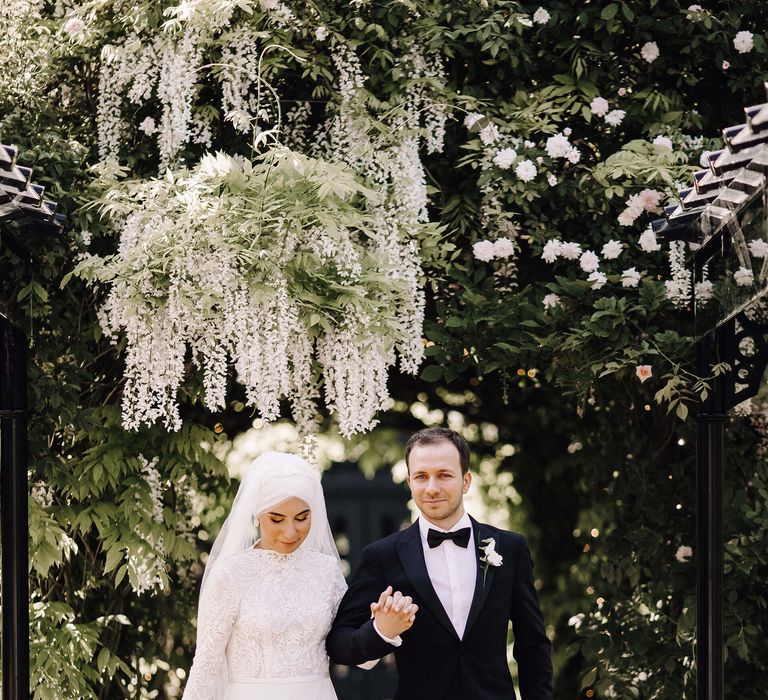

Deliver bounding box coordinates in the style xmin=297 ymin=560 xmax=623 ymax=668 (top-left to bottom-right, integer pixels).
xmin=420 ymin=365 xmax=444 ymax=382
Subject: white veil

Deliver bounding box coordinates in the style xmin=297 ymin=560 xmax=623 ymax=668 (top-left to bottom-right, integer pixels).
xmin=197 ymin=451 xmax=341 ymax=697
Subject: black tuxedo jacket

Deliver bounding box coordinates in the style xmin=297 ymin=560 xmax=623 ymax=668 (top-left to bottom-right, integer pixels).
xmin=326 ymin=517 xmax=553 ymax=700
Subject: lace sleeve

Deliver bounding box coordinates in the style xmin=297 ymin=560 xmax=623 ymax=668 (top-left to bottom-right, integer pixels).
xmin=182 ymin=564 xmax=240 ymax=700
xmin=331 ymin=562 xmax=348 ymax=611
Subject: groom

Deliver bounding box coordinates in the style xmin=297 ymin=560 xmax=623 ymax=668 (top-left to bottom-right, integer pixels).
xmin=327 ymin=427 xmax=553 ymax=699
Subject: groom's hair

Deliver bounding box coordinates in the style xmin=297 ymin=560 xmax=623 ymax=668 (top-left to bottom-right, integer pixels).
xmin=405 ymin=427 xmax=470 ymax=475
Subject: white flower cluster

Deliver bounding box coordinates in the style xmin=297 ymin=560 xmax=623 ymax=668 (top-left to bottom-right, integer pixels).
xmin=88 ymin=147 xmax=428 ymax=438
xmin=472 ymin=238 xmax=516 ymax=262
xmin=139 ymin=454 xmax=165 ymax=524
xmin=665 ymin=240 xmax=691 ymax=307
xmin=618 ymin=188 xmax=662 ymax=226
xmin=589 ymin=96 xmax=626 ymax=127
xmin=545 ymin=133 xmax=580 ymax=163
xmin=401 ymin=41 xmax=448 ymax=154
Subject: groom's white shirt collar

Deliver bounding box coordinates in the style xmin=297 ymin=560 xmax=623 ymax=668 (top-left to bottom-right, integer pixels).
xmin=418 ymin=510 xmax=472 ymax=538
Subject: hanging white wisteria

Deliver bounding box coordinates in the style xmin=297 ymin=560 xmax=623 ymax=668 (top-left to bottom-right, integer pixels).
xmin=77 ymin=149 xmax=439 ymax=437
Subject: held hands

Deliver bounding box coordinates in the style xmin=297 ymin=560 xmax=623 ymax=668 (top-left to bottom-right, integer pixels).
xmin=370 ymin=585 xmax=418 ymax=638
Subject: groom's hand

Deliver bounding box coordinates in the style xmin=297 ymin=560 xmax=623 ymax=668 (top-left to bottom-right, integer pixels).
xmin=370 ymin=586 xmax=418 ymax=638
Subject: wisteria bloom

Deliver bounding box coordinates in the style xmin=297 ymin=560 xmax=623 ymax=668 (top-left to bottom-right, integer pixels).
xmin=652 ymin=135 xmax=673 ymax=149
xmin=734 ymin=31 xmax=754 ymax=54
xmin=695 ymin=280 xmax=714 ymax=301
xmin=589 ymin=97 xmax=609 ymax=117
xmin=588 ymin=271 xmax=607 ymax=289
xmin=63 ymin=17 xmax=85 ymax=35
xmin=559 ymin=241 xmax=582 ymax=260
xmin=473 ymin=240 xmax=496 ymax=262
xmin=621 ymin=267 xmax=641 ymax=287
xmin=579 ymin=250 xmax=600 ymax=273
xmin=533 ymin=7 xmax=551 ymax=24
xmin=493 ymin=147 xmax=517 ymax=169
xmin=748 ymin=239 xmax=768 ymax=258
xmin=542 ymin=293 xmax=561 ymax=310
xmin=639 ymin=228 xmax=662 ymax=252
xmin=635 ymin=365 xmax=653 ymax=383
xmin=602 ymin=240 xmax=623 ymax=259
xmin=541 ymin=239 xmax=562 ymax=263
xmin=545 ymin=133 xmax=571 ymax=159
xmin=515 ymin=159 xmax=537 ymax=182
xmin=640 ymin=41 xmax=660 ymax=63
xmin=734 ymin=267 xmax=754 ymax=286
xmin=604 ymin=109 xmax=626 ymax=127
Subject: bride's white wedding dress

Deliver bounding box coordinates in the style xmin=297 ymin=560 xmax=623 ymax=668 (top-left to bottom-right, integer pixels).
xmin=183 ymin=546 xmax=347 ymax=700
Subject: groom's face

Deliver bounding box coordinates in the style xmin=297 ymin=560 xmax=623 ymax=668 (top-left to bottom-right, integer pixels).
xmin=407 ymin=440 xmax=471 ymax=529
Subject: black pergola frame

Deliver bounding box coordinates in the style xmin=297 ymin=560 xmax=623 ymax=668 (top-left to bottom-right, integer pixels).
xmin=651 ymin=85 xmax=768 ymax=700
xmin=1 ymin=142 xmax=65 ymax=700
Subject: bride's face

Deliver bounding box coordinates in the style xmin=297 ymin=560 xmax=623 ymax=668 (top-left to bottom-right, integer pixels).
xmin=257 ymin=497 xmax=312 ymax=554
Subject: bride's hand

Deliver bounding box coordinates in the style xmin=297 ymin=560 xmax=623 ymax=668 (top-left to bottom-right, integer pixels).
xmin=370 ymin=586 xmax=418 ymax=638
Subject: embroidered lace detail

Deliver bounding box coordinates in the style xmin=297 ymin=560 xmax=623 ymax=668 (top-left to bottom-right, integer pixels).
xmin=183 ymin=548 xmax=347 ymax=699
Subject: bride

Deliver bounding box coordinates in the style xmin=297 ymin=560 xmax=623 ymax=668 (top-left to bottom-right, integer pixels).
xmin=182 ymin=451 xmax=416 ymax=700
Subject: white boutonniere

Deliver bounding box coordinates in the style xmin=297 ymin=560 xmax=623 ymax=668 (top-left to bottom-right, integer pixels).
xmin=479 ymin=537 xmax=503 ymax=585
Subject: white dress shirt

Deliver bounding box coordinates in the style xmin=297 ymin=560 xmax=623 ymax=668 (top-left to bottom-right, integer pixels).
xmin=418 ymin=511 xmax=477 ymax=639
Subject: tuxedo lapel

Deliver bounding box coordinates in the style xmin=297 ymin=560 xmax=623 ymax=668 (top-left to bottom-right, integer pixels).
xmin=395 ymin=523 xmax=459 ymax=640
xmin=463 ymin=518 xmax=497 ymax=639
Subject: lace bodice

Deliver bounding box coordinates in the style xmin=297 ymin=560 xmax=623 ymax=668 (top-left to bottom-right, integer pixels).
xmin=183 ymin=547 xmax=347 ymax=699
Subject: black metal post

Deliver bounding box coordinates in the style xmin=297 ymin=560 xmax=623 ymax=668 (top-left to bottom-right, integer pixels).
xmin=695 ymin=323 xmax=732 ymax=700
xmin=0 ymin=314 xmax=30 ymax=700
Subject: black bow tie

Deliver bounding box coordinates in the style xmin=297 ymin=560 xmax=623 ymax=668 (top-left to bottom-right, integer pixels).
xmin=427 ymin=527 xmax=471 ymax=549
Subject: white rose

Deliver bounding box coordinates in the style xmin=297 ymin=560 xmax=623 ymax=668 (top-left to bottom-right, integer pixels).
xmin=604 ymin=109 xmax=626 ymax=127
xmin=640 ymin=41 xmax=660 ymax=63
xmin=734 ymin=30 xmax=754 ymax=54
xmin=315 ymin=26 xmax=329 ymax=41
xmin=545 ymin=133 xmax=571 ymax=159
xmin=532 ymin=7 xmax=551 ymax=24
xmin=579 ymin=250 xmax=600 ymax=273
xmin=541 ymin=239 xmax=562 ymax=263
xmin=589 ymin=97 xmax=609 ymax=117
xmin=542 ymin=293 xmax=561 ymax=310
xmin=515 ymin=159 xmax=537 ymax=182
xmin=588 ymin=271 xmax=607 ymax=289
xmin=479 ymin=122 xmax=500 ymax=145
xmin=675 ymin=545 xmax=693 ymax=563
xmin=493 ymin=147 xmax=518 ymax=169
xmin=139 ymin=116 xmax=157 ymax=135
xmin=473 ymin=240 xmax=496 ymax=262
xmin=652 ymin=135 xmax=673 ymax=149
xmin=63 ymin=17 xmax=85 ymax=35
xmin=559 ymin=241 xmax=582 ymax=260
xmin=464 ymin=112 xmax=484 ymax=130
xmin=621 ymin=267 xmax=641 ymax=287
xmin=486 ymin=550 xmax=503 ymax=566
xmin=638 ymin=228 xmax=662 ymax=252
xmin=493 ymin=238 xmax=516 ymax=258
xmin=547 ymin=174 xmax=558 ymax=186
xmin=566 ymin=148 xmax=581 ymax=164
xmin=602 ymin=240 xmax=623 ymax=259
